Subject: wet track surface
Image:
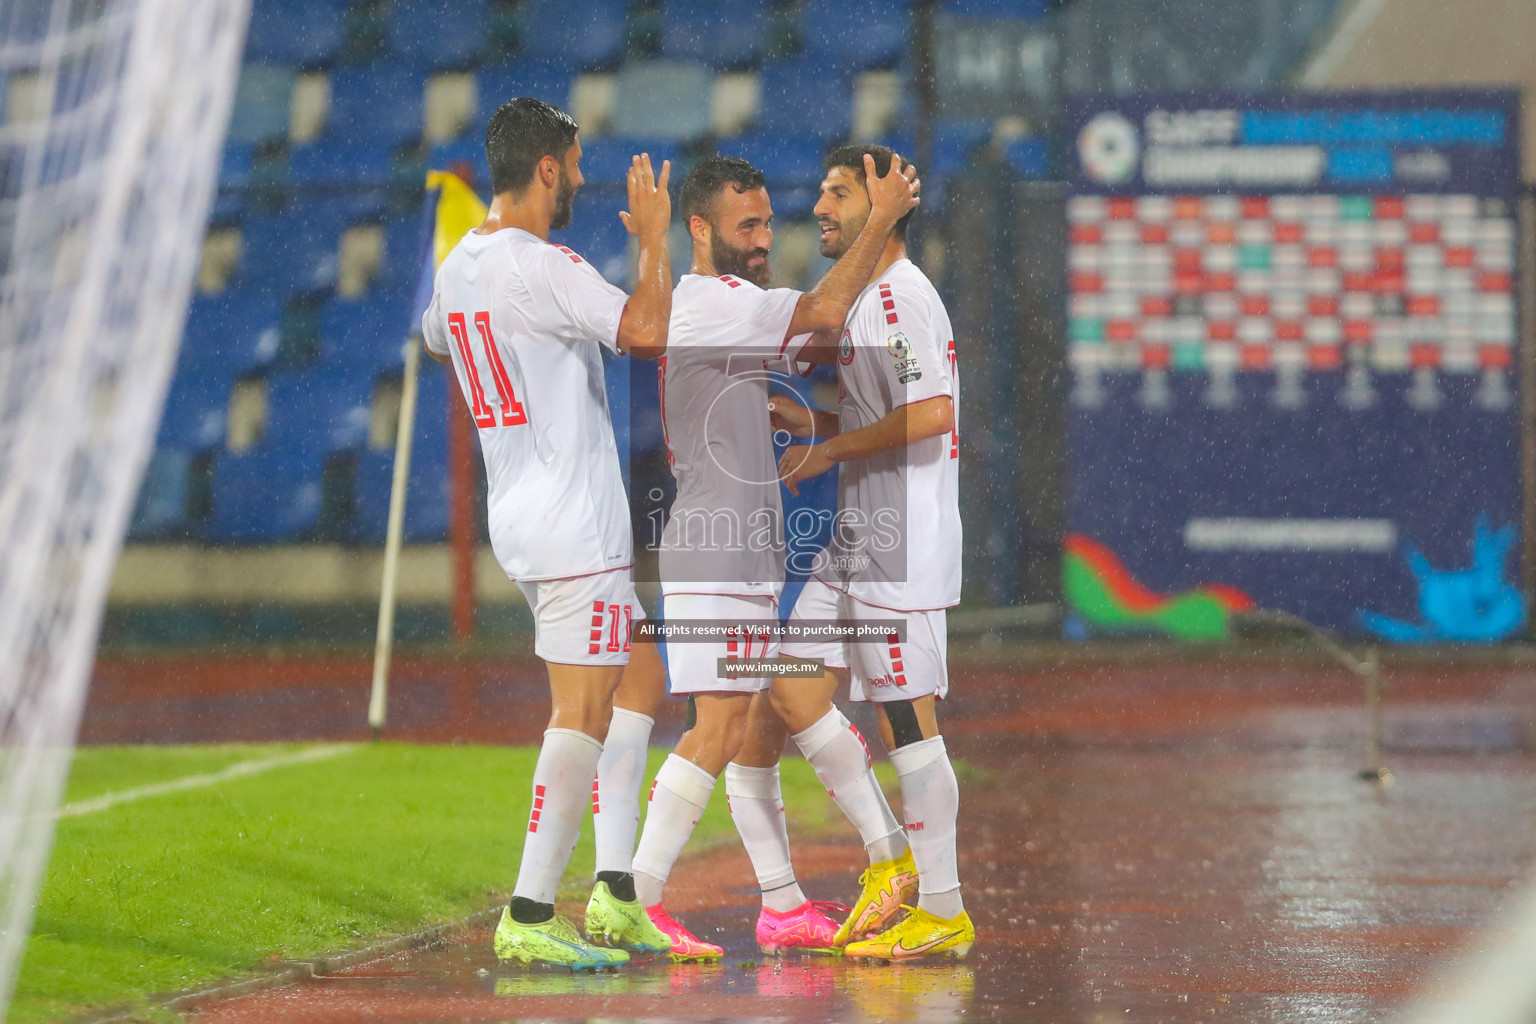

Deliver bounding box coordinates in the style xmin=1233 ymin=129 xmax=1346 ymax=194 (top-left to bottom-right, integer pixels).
xmin=84 ymin=648 xmax=1536 ymax=1022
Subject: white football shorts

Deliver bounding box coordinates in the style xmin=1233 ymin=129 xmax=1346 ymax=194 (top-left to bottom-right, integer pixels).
xmin=516 ymin=567 xmax=646 ymax=666
xmin=661 ymin=591 xmax=780 ymax=695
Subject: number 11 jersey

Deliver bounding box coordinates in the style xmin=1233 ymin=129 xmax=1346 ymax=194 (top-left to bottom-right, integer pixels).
xmin=423 ymin=227 xmax=633 ymax=582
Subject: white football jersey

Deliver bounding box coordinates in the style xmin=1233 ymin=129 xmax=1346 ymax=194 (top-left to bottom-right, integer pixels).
xmin=832 ymin=258 xmax=961 ymax=611
xmin=658 ymin=273 xmax=802 ymax=596
xmin=423 ymin=227 xmax=632 ymax=582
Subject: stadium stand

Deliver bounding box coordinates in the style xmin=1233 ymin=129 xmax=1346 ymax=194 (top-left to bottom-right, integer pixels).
xmin=136 ymin=0 xmax=1056 ymax=544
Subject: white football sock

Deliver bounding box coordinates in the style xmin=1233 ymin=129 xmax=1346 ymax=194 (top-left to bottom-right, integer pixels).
xmin=725 ymin=762 xmax=806 ymax=913
xmin=631 ymin=753 xmax=716 ymax=907
xmin=792 ymin=708 xmax=906 ymax=864
xmin=512 ymin=728 xmax=604 ymax=905
xmin=593 ymin=707 xmax=654 ymax=876
xmin=889 ymin=735 xmax=964 ymax=919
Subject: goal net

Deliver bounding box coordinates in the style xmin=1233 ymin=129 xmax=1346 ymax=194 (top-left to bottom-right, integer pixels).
xmin=0 ymin=0 xmax=248 ymax=1011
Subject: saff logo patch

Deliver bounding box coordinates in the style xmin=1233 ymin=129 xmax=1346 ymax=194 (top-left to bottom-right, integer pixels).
xmin=886 ymin=331 xmax=910 ymax=359
xmin=839 ymin=329 xmax=854 ymax=365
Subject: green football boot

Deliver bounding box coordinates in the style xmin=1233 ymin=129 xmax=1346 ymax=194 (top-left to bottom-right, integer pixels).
xmin=493 ymin=906 xmax=629 ymax=971
xmin=584 ymin=879 xmax=672 ymax=955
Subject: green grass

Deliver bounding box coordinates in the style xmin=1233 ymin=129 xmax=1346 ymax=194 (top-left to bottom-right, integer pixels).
xmin=10 ymin=744 xmax=862 ymax=1024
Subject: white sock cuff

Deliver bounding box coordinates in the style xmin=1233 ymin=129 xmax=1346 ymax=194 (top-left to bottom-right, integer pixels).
xmin=609 ymin=706 xmax=655 ymax=731
xmin=655 ymin=753 xmax=717 ymax=808
xmin=545 ymin=727 xmax=604 ymax=755
xmin=889 ymin=735 xmax=946 ymax=777
xmin=724 ymin=762 xmax=781 ymax=800
xmin=791 ymin=707 xmax=849 ymax=759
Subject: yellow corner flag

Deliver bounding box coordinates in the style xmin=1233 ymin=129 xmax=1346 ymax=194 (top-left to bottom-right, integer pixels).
xmin=427 ymin=169 xmax=489 ymax=270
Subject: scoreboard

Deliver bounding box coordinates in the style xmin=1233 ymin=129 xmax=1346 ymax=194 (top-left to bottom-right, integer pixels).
xmin=1062 ymin=91 xmax=1525 ymax=640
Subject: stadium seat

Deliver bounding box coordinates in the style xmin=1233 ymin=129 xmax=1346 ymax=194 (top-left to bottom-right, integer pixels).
xmin=376 ymin=212 xmax=433 ymax=292
xmin=320 ymin=294 xmax=414 ymax=375
xmin=475 ymin=61 xmax=576 ymax=125
xmin=941 ymin=0 xmax=1049 ymax=17
xmin=240 ymin=206 xmax=349 ymax=295
xmin=208 ymin=447 xmax=326 ymax=543
xmin=607 ymin=61 xmax=713 ymax=139
xmin=177 ymin=291 xmax=283 ymax=379
xmin=519 ymin=0 xmax=629 ymax=71
xmin=353 ymin=362 xmax=449 ymax=541
xmin=1003 ymin=136 xmax=1049 ymax=178
xmin=218 ymin=142 xmax=252 ymax=189
xmin=326 ymin=67 xmax=426 ymax=146
xmin=226 ymin=64 xmax=294 ymax=145
xmin=726 ymin=133 xmax=826 ymax=216
xmin=661 ymin=0 xmax=767 ymax=70
xmin=128 ymin=449 xmax=194 ymax=539
xmin=155 ymin=372 xmax=231 ymax=451
xmin=428 ymin=138 xmax=491 ymax=196
xmin=800 ymin=0 xmax=913 ymax=70
xmin=387 ymin=0 xmax=490 ymax=69
xmin=264 ymin=368 xmax=374 ymax=454
xmin=245 ymin=0 xmax=347 ymax=66
xmin=756 ymin=60 xmax=853 ymax=141
xmin=554 ymin=196 xmax=630 ymax=286
xmin=577 ymin=137 xmax=680 ymax=185
xmin=287 ymin=137 xmax=396 ymax=187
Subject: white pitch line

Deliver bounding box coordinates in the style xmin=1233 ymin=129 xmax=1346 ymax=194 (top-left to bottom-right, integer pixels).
xmin=53 ymin=745 xmax=356 ymax=819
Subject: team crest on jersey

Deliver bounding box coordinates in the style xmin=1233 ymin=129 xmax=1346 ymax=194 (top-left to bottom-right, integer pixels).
xmin=838 ymin=329 xmax=854 ymax=365
xmin=886 ymin=331 xmax=910 ymax=359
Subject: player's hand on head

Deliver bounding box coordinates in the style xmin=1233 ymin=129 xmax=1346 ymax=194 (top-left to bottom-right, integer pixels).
xmin=619 ymin=152 xmax=672 ymax=242
xmin=865 ymin=152 xmax=920 ymax=220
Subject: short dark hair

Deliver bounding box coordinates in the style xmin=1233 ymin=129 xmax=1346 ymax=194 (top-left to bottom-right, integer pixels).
xmin=485 ymin=97 xmax=579 ymax=196
xmin=823 ymin=143 xmax=916 ymax=239
xmin=679 ymin=155 xmax=766 ymax=226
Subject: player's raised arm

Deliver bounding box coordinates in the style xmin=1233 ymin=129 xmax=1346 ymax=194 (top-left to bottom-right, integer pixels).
xmin=778 ymin=394 xmax=952 ymax=496
xmin=616 ymin=153 xmax=672 ymax=360
xmin=786 ymin=153 xmax=919 ymax=340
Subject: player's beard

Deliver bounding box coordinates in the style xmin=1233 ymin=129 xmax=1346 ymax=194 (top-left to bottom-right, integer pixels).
xmin=710 ymin=231 xmax=771 ymax=287
xmin=818 ymin=206 xmax=868 ymax=260
xmin=550 ymin=166 xmax=577 ymax=231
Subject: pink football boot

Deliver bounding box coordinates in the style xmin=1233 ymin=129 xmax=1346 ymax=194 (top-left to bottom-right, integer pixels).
xmin=645 ymin=904 xmax=724 ymax=962
xmin=756 ymin=899 xmax=849 ymax=955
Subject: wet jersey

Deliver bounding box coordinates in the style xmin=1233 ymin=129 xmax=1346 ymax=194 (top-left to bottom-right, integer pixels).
xmin=832 ymin=258 xmax=961 ymax=611
xmin=658 ymin=273 xmax=802 ymax=596
xmin=423 ymin=227 xmax=631 ymax=582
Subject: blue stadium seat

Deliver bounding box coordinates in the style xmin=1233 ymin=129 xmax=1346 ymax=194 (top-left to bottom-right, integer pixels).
xmin=608 ymin=61 xmax=713 ymax=139
xmin=156 ymin=372 xmax=231 ymax=451
xmin=128 ymin=449 xmax=194 ymax=539
xmin=756 ymin=61 xmax=853 ymax=141
xmin=377 ymin=213 xmax=434 ymax=292
xmin=245 ymin=0 xmax=346 ymax=66
xmin=727 ymin=133 xmax=825 ymax=216
xmin=218 ymin=143 xmax=252 ymax=188
xmin=1003 ymin=136 xmax=1048 ymax=178
xmin=428 ymin=138 xmax=491 ymax=196
xmin=475 ymin=61 xmax=576 ymax=125
xmin=661 ymin=1 xmax=766 ymax=70
xmin=320 ymin=295 xmax=414 ymax=375
xmin=327 ymin=67 xmax=425 ymax=145
xmin=208 ymin=448 xmax=325 ymax=543
xmin=941 ymin=0 xmax=1049 ymax=17
xmin=226 ymin=64 xmax=293 ymax=145
xmin=178 ymin=292 xmax=283 ymax=379
xmin=554 ymin=197 xmax=630 ymax=286
xmin=264 ymin=368 xmax=374 ymax=454
xmin=577 ymin=137 xmax=680 ymax=185
xmin=519 ymin=0 xmax=629 ymax=71
xmin=352 ymin=364 xmax=450 ymax=542
xmin=387 ymin=0 xmax=490 ymax=69
xmin=241 ymin=206 xmax=349 ymax=295
xmin=287 ymin=137 xmax=397 ymax=186
xmin=801 ymin=0 xmax=913 ymax=70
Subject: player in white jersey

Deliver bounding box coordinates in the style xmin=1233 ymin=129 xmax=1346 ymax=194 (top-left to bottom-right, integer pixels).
xmin=421 ymin=97 xmax=674 ymax=969
xmin=773 ymin=144 xmax=972 ymax=960
xmin=625 ymin=153 xmax=920 ymax=960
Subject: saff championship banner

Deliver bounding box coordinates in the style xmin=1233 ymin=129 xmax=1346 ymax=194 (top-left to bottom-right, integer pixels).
xmin=1063 ymin=90 xmax=1524 ymax=641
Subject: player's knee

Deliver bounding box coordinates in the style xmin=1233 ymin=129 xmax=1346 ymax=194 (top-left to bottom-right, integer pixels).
xmin=884 ymin=699 xmax=925 ymax=749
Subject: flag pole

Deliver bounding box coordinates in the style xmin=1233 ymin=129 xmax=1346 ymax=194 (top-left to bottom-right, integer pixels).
xmin=370 ymin=333 xmax=421 ymax=741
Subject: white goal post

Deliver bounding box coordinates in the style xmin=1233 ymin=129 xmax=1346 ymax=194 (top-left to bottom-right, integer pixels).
xmin=0 ymin=0 xmax=249 ymax=1013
